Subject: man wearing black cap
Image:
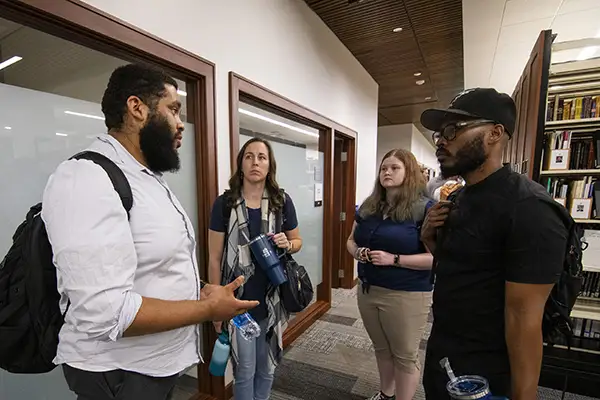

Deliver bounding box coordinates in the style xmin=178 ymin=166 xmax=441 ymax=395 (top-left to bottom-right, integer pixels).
xmin=419 ymin=88 xmax=568 ymax=399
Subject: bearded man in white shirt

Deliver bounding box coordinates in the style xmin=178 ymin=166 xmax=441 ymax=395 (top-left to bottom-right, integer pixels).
xmin=42 ymin=64 xmax=257 ymax=400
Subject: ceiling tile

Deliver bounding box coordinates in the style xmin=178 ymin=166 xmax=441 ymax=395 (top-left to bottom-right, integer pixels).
xmin=551 ymin=7 xmax=600 ymax=42
xmin=502 ymin=0 xmax=562 ymax=26
xmin=489 ymin=42 xmax=538 ymax=94
xmin=558 ymin=0 xmax=600 ymax=15
xmin=496 ymin=18 xmax=553 ymax=53
xmin=462 ymin=0 xmax=506 ymax=88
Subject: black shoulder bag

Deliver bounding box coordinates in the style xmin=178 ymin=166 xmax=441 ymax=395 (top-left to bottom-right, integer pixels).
xmin=275 ymin=197 xmax=314 ymax=313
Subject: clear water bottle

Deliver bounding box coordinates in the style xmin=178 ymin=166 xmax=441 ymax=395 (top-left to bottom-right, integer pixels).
xmin=232 ymin=312 xmax=261 ymax=340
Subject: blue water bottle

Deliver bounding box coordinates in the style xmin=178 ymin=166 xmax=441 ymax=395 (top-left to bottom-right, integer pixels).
xmin=248 ymin=234 xmax=288 ymax=286
xmin=232 ymin=312 xmax=261 ymax=340
xmin=209 ymin=331 xmax=230 ymax=376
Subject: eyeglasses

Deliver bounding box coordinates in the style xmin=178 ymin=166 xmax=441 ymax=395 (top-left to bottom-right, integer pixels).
xmin=432 ymin=119 xmax=496 ymax=144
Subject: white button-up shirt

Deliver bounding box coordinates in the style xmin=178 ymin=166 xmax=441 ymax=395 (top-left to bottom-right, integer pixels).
xmin=41 ymin=135 xmax=201 ymax=377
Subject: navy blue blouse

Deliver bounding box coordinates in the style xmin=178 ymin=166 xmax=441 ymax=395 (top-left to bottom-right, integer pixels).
xmin=353 ymin=201 xmax=434 ymax=292
xmin=210 ymin=193 xmax=298 ymax=322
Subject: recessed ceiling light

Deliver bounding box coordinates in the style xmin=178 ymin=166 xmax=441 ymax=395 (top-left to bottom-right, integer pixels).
xmin=414 ymin=72 xmax=422 ymax=77
xmin=55 ymin=132 xmax=68 ymax=137
xmin=177 ymin=89 xmax=187 ymax=97
xmin=416 ymin=80 xmax=425 ymax=85
xmin=425 ymin=96 xmax=432 ymax=100
xmin=4 ymin=126 xmax=11 ymax=130
xmin=392 ymin=27 xmax=403 ymax=33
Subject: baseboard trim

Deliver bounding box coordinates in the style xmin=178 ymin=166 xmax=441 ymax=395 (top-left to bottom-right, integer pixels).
xmin=225 ymin=382 xmax=233 ymax=400
xmin=283 ymin=300 xmax=330 ymax=347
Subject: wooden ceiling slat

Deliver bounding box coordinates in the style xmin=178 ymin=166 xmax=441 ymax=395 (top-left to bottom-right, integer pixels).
xmin=304 ymin=0 xmax=463 ymax=125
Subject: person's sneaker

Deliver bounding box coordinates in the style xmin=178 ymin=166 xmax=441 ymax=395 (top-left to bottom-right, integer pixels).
xmin=367 ymin=392 xmax=396 ymax=400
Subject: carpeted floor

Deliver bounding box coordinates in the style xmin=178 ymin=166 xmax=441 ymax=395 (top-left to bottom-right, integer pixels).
xmin=173 ymin=287 xmax=599 ymax=399
xmin=269 ymin=287 xmax=598 ymax=400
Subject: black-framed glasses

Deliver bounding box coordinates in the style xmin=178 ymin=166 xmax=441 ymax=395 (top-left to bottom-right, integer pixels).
xmin=432 ymin=119 xmax=496 ymax=144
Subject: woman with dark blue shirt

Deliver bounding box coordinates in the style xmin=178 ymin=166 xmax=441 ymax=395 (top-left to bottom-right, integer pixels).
xmin=347 ymin=148 xmax=434 ymax=400
xmin=208 ymin=137 xmax=301 ymax=400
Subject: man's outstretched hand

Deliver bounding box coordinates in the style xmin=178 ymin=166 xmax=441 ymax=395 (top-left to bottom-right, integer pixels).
xmin=202 ymin=276 xmax=259 ymax=322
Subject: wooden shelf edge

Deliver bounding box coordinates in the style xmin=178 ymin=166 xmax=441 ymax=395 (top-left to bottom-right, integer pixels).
xmin=575 ymin=219 xmax=600 ymax=224
xmin=540 ymin=169 xmax=600 ymax=175
xmin=545 ymin=117 xmax=600 ymax=129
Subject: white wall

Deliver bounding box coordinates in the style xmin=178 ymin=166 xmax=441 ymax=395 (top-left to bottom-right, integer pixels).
xmin=377 ymin=124 xmax=413 ymax=165
xmin=463 ymin=0 xmax=600 ymax=94
xmin=82 ymin=0 xmax=379 ymax=204
xmin=410 ymin=126 xmax=438 ymax=170
xmin=377 ymin=124 xmax=437 ymax=170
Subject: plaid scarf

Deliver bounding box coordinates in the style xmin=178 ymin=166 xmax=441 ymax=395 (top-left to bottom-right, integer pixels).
xmin=221 ymin=189 xmax=289 ymax=367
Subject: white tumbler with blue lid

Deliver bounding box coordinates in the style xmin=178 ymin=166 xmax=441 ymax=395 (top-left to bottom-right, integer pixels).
xmin=441 ymin=358 xmax=508 ymax=400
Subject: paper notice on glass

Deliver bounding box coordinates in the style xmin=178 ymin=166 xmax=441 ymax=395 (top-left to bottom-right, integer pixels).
xmin=314 ymin=165 xmax=323 ymax=182
xmin=583 ymin=230 xmax=600 ymax=272
xmin=314 ymin=183 xmax=323 ymax=207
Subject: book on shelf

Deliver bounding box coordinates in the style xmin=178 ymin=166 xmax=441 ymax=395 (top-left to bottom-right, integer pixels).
xmin=544 ymin=130 xmax=600 ymax=170
xmin=545 ymin=175 xmax=596 ymax=218
xmin=581 ymin=270 xmax=600 ymax=299
xmin=547 ymin=95 xmax=600 ymax=122
xmin=547 ymin=130 xmax=572 ymax=150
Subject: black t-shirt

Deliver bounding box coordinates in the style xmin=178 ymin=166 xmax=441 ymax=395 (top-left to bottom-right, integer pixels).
xmin=428 ymin=165 xmax=568 ymax=375
xmin=209 ymin=192 xmax=298 ymax=322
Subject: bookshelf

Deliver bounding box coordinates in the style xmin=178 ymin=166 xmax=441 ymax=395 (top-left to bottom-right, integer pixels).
xmin=509 ymin=30 xmax=600 ymax=396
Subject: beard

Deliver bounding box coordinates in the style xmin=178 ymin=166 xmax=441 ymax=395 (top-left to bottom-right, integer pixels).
xmin=139 ymin=112 xmax=181 ymax=173
xmin=438 ymin=134 xmax=487 ymax=179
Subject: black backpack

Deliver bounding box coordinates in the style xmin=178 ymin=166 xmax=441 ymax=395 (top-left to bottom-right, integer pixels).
xmin=542 ymin=203 xmax=585 ymax=346
xmin=0 ymin=151 xmax=132 ymax=373
xmin=444 ymin=188 xmax=585 ymax=346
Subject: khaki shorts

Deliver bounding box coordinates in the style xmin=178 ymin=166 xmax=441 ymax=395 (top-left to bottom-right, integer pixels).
xmin=358 ymin=284 xmax=432 ymax=373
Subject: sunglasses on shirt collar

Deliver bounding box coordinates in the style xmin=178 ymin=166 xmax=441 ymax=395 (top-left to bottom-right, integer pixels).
xmin=432 ymin=119 xmax=497 ymax=145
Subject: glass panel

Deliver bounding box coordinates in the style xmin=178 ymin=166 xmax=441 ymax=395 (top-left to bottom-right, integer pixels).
xmin=238 ymin=100 xmax=325 ymax=292
xmin=0 ymin=16 xmax=198 ymax=399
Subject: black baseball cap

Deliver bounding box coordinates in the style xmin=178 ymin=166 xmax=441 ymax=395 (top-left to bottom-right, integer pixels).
xmin=420 ymin=88 xmax=516 ymax=137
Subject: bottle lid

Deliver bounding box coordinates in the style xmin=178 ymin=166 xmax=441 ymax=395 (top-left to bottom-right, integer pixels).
xmin=446 ymin=375 xmax=490 ymax=399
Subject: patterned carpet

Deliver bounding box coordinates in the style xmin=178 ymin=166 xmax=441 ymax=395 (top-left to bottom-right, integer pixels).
xmin=174 ymin=287 xmax=600 ymax=399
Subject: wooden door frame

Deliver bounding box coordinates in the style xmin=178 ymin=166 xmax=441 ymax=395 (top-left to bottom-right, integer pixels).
xmin=332 ymin=131 xmax=357 ymax=289
xmin=0 ymin=1 xmax=219 ymax=399
xmin=227 ymin=72 xmax=357 ymax=396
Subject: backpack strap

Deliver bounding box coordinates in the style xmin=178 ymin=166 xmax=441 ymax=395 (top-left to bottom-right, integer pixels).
xmin=222 ymin=190 xmax=233 ymax=234
xmin=70 ymin=151 xmax=133 ymax=217
xmin=411 ymin=197 xmax=430 ymax=227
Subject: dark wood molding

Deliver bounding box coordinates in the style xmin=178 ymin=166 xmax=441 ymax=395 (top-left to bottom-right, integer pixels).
xmin=227 ymin=72 xmax=357 ymax=397
xmin=0 ymin=2 xmax=218 ymax=399
xmin=318 ymin=128 xmax=334 ymax=303
xmin=341 ymin=134 xmax=357 ymax=289
xmin=1 ymin=0 xmax=214 ymax=77
xmin=283 ymin=301 xmax=331 ymax=347
xmin=225 ymin=383 xmax=233 ymax=400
